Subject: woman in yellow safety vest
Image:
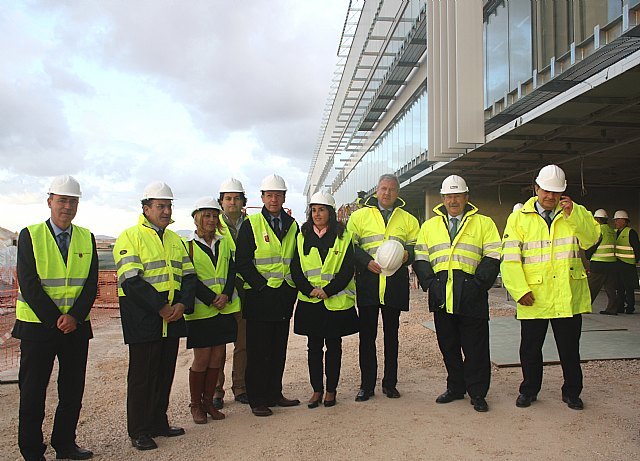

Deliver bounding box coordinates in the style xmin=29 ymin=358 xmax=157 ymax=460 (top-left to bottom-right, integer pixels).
xmin=291 ymin=191 xmax=358 ymax=408
xmin=184 ymin=197 xmax=240 ymax=424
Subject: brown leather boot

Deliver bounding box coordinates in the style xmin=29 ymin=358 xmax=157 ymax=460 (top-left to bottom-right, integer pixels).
xmin=203 ymin=367 xmax=225 ymax=420
xmin=189 ymin=369 xmax=208 ymax=424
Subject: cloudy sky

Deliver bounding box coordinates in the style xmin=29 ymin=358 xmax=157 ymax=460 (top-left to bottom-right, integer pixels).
xmin=0 ymin=0 xmax=347 ymax=236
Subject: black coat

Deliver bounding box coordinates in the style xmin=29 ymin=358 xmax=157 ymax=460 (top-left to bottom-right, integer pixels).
xmin=236 ymin=207 xmax=298 ymax=322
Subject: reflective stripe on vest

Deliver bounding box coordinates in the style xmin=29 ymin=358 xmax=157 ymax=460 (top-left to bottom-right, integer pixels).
xmin=244 ymin=213 xmax=297 ymax=289
xmin=113 ymin=214 xmax=196 ymax=336
xmin=296 ymin=231 xmax=355 ymax=311
xmin=615 ymin=227 xmax=636 ymax=264
xmin=16 ymin=222 xmax=93 ymax=323
xmin=184 ymin=237 xmax=240 ymax=321
xmin=591 ymin=223 xmax=616 ymax=262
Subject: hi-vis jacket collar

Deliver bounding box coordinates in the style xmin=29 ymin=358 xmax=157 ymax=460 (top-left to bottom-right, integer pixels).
xmin=433 ymin=202 xmax=478 ymax=219
xmin=139 ymin=214 xmax=175 ymax=228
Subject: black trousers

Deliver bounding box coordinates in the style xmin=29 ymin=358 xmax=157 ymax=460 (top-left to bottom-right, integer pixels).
xmin=358 ymin=304 xmax=400 ymax=391
xmin=519 ymin=315 xmax=583 ymax=399
xmin=588 ymin=269 xmax=617 ymax=312
xmin=127 ymin=338 xmax=179 ymax=438
xmin=433 ymin=311 xmax=490 ymax=397
xmin=615 ymin=261 xmax=638 ymax=312
xmin=307 ymin=336 xmax=342 ymax=393
xmin=18 ymin=334 xmax=89 ymax=461
xmin=245 ymin=319 xmax=290 ymax=408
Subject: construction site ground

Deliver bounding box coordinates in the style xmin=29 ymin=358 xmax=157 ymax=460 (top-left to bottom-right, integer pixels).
xmin=0 ymin=288 xmax=638 ymax=460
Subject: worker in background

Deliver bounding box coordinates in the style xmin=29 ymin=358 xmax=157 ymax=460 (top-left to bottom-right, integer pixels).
xmin=291 ymin=191 xmax=358 ymax=408
xmin=113 ymin=182 xmax=196 ymax=451
xmin=612 ymin=210 xmax=640 ymax=314
xmin=501 ymin=165 xmax=599 ymax=411
xmin=212 ymin=178 xmax=250 ymax=408
xmin=413 ymin=175 xmax=501 ymax=412
xmin=235 ymin=174 xmax=300 ymax=417
xmin=184 ymin=197 xmax=239 ymax=424
xmin=347 ymin=174 xmax=420 ymax=402
xmin=585 ymin=209 xmax=618 ymax=315
xmin=355 ymin=190 xmax=367 ymax=208
xmin=14 ymin=175 xmax=97 ymax=461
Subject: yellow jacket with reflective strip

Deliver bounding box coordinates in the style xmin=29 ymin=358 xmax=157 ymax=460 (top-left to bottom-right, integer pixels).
xmin=591 ymin=223 xmax=617 ymax=263
xmin=615 ymin=227 xmax=636 ymax=265
xmin=414 ymin=202 xmax=501 ymax=314
xmin=16 ymin=223 xmax=93 ymax=322
xmin=501 ymin=197 xmax=599 ymax=319
xmin=184 ymin=236 xmax=240 ymax=320
xmin=295 ymin=231 xmax=356 ymax=311
xmin=114 ymin=215 xmax=195 ymax=303
xmin=245 ymin=213 xmax=296 ymax=289
xmin=346 ymin=199 xmax=419 ymax=304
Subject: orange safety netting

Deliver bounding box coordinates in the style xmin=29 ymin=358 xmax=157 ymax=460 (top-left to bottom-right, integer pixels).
xmin=0 ymin=269 xmax=120 ymax=374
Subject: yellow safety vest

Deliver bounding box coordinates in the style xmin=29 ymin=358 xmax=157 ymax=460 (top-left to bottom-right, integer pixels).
xmin=296 ymin=231 xmax=356 ymax=311
xmin=501 ymin=197 xmax=600 ymax=319
xmin=184 ymin=236 xmax=240 ymax=320
xmin=346 ymin=197 xmax=419 ymax=304
xmin=591 ymin=223 xmax=617 ymax=263
xmin=615 ymin=227 xmax=636 ymax=265
xmin=16 ymin=223 xmax=93 ymax=323
xmin=113 ymin=214 xmax=196 ymax=336
xmin=414 ymin=203 xmax=501 ymax=313
xmin=245 ymin=213 xmax=297 ymax=289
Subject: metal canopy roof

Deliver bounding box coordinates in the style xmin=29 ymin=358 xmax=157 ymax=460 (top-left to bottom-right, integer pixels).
xmin=400 ymin=33 xmax=640 ymax=207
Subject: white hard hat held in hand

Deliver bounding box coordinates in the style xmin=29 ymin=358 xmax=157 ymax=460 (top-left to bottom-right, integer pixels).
xmin=192 ymin=196 xmax=221 ymax=216
xmin=613 ymin=210 xmax=629 ymax=220
xmin=512 ymin=203 xmax=524 ymax=212
xmin=535 ymin=165 xmax=566 ymax=192
xmin=309 ymin=190 xmax=336 ymax=208
xmin=440 ymin=175 xmax=468 ymax=194
xmin=219 ymin=178 xmax=245 ymax=194
xmin=260 ymin=174 xmax=288 ymax=192
xmin=48 ymin=175 xmax=82 ymax=197
xmin=593 ymin=209 xmax=608 ymax=219
xmin=142 ymin=181 xmax=174 ymax=200
xmin=375 ymin=240 xmax=405 ymax=277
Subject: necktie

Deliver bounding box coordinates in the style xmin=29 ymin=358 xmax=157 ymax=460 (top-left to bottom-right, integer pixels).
xmin=271 ymin=217 xmax=281 ymax=238
xmin=58 ymin=231 xmax=69 ymax=262
xmin=382 ymin=209 xmax=391 ymax=225
xmin=157 ymin=228 xmax=165 ymax=242
xmin=543 ymin=210 xmax=553 ymax=228
xmin=449 ymin=217 xmax=459 ymax=241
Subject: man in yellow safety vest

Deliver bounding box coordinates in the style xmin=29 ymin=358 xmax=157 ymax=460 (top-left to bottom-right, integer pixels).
xmin=585 ymin=209 xmax=618 ymax=315
xmin=612 ymin=209 xmax=640 ymax=314
xmin=13 ymin=175 xmax=98 ymax=461
xmin=501 ymin=165 xmax=599 ymax=411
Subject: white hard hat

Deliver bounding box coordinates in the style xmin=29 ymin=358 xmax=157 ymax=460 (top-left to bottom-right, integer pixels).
xmin=593 ymin=209 xmax=608 ymax=219
xmin=309 ymin=191 xmax=336 ymax=208
xmin=512 ymin=203 xmax=524 ymax=212
xmin=48 ymin=175 xmax=82 ymax=198
xmin=613 ymin=210 xmax=629 ymax=220
xmin=260 ymin=174 xmax=287 ymax=191
xmin=219 ymin=178 xmax=245 ymax=194
xmin=440 ymin=175 xmax=469 ymax=194
xmin=375 ymin=240 xmax=405 ymax=277
xmin=535 ymin=164 xmax=566 ymax=192
xmin=142 ymin=181 xmax=174 ymax=200
xmin=192 ymin=196 xmax=222 ymax=217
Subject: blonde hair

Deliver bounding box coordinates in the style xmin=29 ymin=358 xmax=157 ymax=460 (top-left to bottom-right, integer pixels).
xmin=193 ymin=209 xmax=223 ymax=236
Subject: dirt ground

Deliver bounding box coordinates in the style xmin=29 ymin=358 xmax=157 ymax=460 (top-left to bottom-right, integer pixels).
xmin=1 ymin=289 xmax=638 ymax=461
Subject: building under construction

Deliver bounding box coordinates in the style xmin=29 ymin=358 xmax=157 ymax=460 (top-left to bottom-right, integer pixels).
xmin=306 ymin=0 xmax=640 ymax=228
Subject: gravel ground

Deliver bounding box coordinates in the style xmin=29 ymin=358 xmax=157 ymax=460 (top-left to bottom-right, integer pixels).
xmin=1 ymin=288 xmax=638 ymax=460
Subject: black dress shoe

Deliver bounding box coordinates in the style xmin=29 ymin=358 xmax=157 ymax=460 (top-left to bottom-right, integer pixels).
xmin=515 ymin=393 xmax=537 ymax=408
xmin=435 ymin=389 xmax=464 ymax=404
xmin=55 ymin=444 xmax=94 ymax=460
xmin=625 ymin=308 xmax=635 ymax=314
xmin=562 ymin=395 xmax=584 ymax=410
xmin=470 ymin=396 xmax=489 ymax=412
xmin=131 ymin=435 xmax=158 ymax=451
xmin=152 ymin=426 xmax=185 ymax=437
xmin=308 ymin=397 xmax=322 ymax=409
xmin=355 ymin=389 xmax=374 ymax=402
xmin=234 ymin=393 xmax=250 ymax=404
xmin=251 ymin=405 xmax=273 ymax=416
xmin=382 ymin=387 xmax=401 ymax=398
xmin=213 ymin=397 xmax=224 ymax=409
xmin=323 ymin=398 xmax=336 ymax=407
xmin=599 ymin=310 xmax=617 ymax=315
